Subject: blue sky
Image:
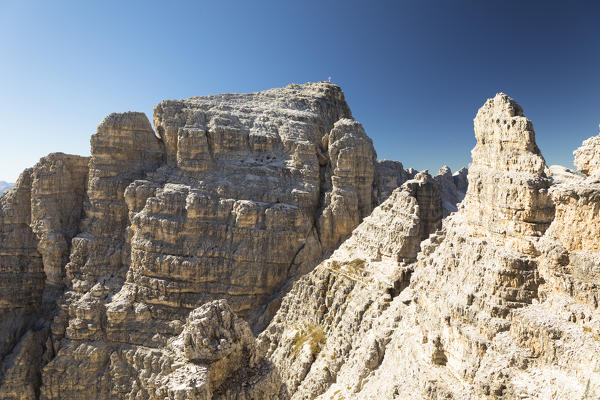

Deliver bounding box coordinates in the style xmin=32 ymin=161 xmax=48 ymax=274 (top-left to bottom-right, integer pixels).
xmin=1 ymin=1 xmax=599 ymax=182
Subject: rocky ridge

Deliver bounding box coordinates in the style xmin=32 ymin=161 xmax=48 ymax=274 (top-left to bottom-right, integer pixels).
xmin=258 ymin=93 xmax=600 ymax=399
xmin=0 ymin=85 xmax=597 ymax=400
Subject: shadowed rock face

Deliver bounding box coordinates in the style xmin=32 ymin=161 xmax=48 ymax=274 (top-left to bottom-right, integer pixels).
xmin=0 ymin=82 xmax=378 ymax=399
xmin=259 ymin=93 xmax=600 ymax=399
xmin=0 ymin=153 xmax=89 ymax=398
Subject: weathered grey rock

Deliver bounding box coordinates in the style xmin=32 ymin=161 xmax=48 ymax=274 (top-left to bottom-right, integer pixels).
xmin=453 ymin=166 xmax=468 ymax=195
xmin=42 ymin=299 xmax=282 ymax=400
xmin=0 ymin=153 xmax=89 ymax=400
xmin=10 ymin=82 xmax=377 ymax=399
xmin=258 ymin=171 xmax=443 ymax=399
xmin=374 ymin=160 xmax=410 ymax=203
xmin=547 ymin=164 xmax=583 ymax=184
xmin=376 ymin=162 xmax=467 ymax=217
xmin=3 ymin=85 xmax=599 ymax=400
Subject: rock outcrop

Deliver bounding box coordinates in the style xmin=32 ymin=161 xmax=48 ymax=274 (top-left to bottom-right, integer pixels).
xmin=574 ymin=128 xmax=600 ymax=177
xmin=0 ymin=82 xmax=378 ymax=399
xmin=0 ymin=153 xmax=89 ymax=399
xmin=375 ymin=161 xmax=467 ymax=216
xmin=2 ymin=85 xmax=599 ymax=400
xmin=433 ymin=166 xmax=467 ymax=216
xmin=259 ymin=172 xmax=443 ymax=399
xmin=259 ymin=93 xmax=600 ymax=399
xmin=374 ymin=160 xmax=412 ymax=203
xmin=42 ymin=299 xmax=282 ymax=400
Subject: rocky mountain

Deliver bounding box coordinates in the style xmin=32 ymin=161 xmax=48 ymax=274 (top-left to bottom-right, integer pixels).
xmin=0 ymin=181 xmax=13 ymax=194
xmin=0 ymin=85 xmax=598 ymax=399
xmin=375 ymin=160 xmax=467 ymax=216
xmin=259 ymin=93 xmax=600 ymax=399
xmin=0 ymin=83 xmax=380 ymax=399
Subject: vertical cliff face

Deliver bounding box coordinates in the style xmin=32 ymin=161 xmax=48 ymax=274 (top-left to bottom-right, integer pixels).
xmin=374 ymin=160 xmax=411 ymax=203
xmin=0 ymin=153 xmax=88 ymax=399
xmin=0 ymin=82 xmax=379 ymax=399
xmin=463 ymin=93 xmax=554 ymax=251
xmin=260 ymin=93 xmax=600 ymax=399
xmin=433 ymin=166 xmax=468 ymax=216
xmin=538 ymin=130 xmax=600 ymax=309
xmin=0 ymin=171 xmax=41 ymax=363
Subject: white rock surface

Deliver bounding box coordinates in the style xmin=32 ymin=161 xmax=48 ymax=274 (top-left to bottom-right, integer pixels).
xmin=574 ymin=128 xmax=600 ymax=177
xmin=260 ymin=93 xmax=600 ymax=400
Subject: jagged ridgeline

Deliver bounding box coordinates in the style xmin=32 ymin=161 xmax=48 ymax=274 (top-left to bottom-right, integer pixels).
xmin=0 ymin=83 xmax=598 ymax=399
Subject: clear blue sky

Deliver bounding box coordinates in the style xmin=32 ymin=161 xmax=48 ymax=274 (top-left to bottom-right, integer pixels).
xmin=1 ymin=1 xmax=599 ymax=182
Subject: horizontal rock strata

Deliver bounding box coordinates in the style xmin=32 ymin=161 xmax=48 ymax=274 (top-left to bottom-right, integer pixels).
xmin=0 ymin=153 xmax=89 ymax=399
xmin=0 ymin=82 xmax=379 ymax=399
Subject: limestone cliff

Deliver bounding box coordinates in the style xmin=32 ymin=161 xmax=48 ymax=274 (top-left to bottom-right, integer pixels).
xmin=433 ymin=166 xmax=467 ymax=217
xmin=259 ymin=93 xmax=600 ymax=399
xmin=1 ymin=85 xmax=599 ymax=400
xmin=0 ymin=82 xmax=378 ymax=399
xmin=574 ymin=128 xmax=600 ymax=178
xmin=0 ymin=153 xmax=88 ymax=399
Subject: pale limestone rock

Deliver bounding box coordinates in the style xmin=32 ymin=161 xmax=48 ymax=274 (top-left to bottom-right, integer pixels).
xmin=6 ymin=82 xmax=377 ymax=399
xmin=453 ymin=167 xmax=468 ymax=194
xmin=574 ymin=130 xmax=600 ymax=177
xmin=0 ymin=171 xmax=42 ymax=365
xmin=258 ymin=172 xmax=443 ymax=399
xmin=537 ymin=172 xmax=600 ymax=309
xmin=261 ymin=93 xmax=600 ymax=399
xmin=376 ymin=162 xmax=467 ymax=217
xmin=317 ymin=119 xmax=376 ymax=249
xmin=547 ymin=164 xmax=583 ymax=184
xmin=41 ymin=299 xmax=281 ymax=400
xmin=374 ymin=160 xmax=410 ymax=203
xmin=2 ymin=85 xmax=599 ymax=400
xmin=463 ymin=93 xmax=554 ymax=253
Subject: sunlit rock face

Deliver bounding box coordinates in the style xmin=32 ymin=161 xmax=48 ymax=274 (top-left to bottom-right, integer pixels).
xmin=0 ymin=82 xmax=378 ymax=399
xmin=259 ymin=93 xmax=600 ymax=399
xmin=574 ymin=129 xmax=600 ymax=177
xmin=258 ymin=172 xmax=443 ymax=399
xmin=538 ymin=130 xmax=600 ymax=310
